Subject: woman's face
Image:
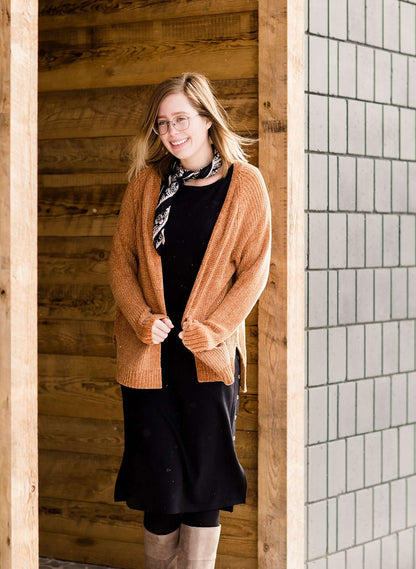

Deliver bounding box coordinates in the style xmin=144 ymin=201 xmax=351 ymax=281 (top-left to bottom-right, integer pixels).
xmin=156 ymin=92 xmax=213 ymax=170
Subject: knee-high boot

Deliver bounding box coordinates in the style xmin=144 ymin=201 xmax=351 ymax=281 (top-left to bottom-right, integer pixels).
xmin=177 ymin=524 xmax=221 ymax=569
xmin=143 ymin=526 xmax=180 ymax=569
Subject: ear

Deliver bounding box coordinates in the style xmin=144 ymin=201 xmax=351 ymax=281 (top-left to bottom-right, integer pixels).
xmin=204 ymin=117 xmax=212 ymax=130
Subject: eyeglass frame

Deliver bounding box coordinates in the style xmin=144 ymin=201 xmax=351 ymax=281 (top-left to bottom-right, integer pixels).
xmin=152 ymin=113 xmax=201 ymax=136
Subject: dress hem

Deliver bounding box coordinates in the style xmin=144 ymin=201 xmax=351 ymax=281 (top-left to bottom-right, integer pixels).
xmin=113 ymin=495 xmax=247 ymax=514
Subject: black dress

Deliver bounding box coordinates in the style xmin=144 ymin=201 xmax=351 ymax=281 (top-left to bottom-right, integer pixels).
xmin=114 ymin=165 xmax=247 ymax=514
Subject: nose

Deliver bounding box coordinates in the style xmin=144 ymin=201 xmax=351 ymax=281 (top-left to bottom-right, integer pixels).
xmin=166 ymin=119 xmax=177 ymax=134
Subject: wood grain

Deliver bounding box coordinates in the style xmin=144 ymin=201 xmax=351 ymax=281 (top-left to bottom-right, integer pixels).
xmin=39 ymin=530 xmax=257 ymax=569
xmin=38 ymin=353 xmax=259 ymax=423
xmin=38 ymin=79 xmax=258 ymax=140
xmin=38 ymin=184 xmax=124 ymax=237
xmin=38 ymin=0 xmax=262 ymax=566
xmin=38 ymin=284 xmax=117 ymax=320
xmin=38 ymin=135 xmax=258 ymax=175
xmin=38 ymin=136 xmax=131 ymax=174
xmin=39 ymin=0 xmax=257 ymax=30
xmin=39 ymin=236 xmax=111 ymax=285
xmin=38 ymin=318 xmax=258 ymax=358
xmin=38 ymin=13 xmax=258 ymax=91
xmin=38 ymin=282 xmax=258 ymax=324
xmin=258 ymin=0 xmax=305 ymax=567
xmin=38 ymin=498 xmax=257 ymax=556
xmin=37 ymin=361 xmax=257 ymax=427
xmin=0 ymin=0 xmax=39 ymax=568
xmin=38 ymin=414 xmax=258 ymax=468
xmin=39 ymin=449 xmax=258 ymax=507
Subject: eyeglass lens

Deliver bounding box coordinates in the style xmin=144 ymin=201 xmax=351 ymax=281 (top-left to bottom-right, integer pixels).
xmin=155 ymin=116 xmax=190 ymax=135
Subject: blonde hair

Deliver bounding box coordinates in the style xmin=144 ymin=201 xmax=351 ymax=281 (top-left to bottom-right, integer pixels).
xmin=126 ymin=72 xmax=254 ymax=181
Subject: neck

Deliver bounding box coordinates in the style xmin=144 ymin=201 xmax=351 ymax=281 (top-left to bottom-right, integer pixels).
xmin=184 ymin=172 xmax=222 ymax=187
xmin=180 ymin=148 xmax=214 ymax=172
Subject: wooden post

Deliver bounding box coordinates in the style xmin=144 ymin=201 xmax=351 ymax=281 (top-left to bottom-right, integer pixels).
xmin=0 ymin=0 xmax=38 ymax=568
xmin=258 ymin=0 xmax=304 ymax=567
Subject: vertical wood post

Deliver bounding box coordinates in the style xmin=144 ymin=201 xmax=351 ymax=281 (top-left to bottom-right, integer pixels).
xmin=258 ymin=0 xmax=305 ymax=567
xmin=0 ymin=0 xmax=38 ymax=568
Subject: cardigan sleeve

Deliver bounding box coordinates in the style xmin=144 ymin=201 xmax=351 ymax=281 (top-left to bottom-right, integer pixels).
xmin=181 ymin=169 xmax=272 ymax=352
xmin=108 ymin=173 xmax=167 ymax=344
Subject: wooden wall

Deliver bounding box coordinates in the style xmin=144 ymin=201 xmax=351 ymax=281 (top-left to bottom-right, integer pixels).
xmin=258 ymin=0 xmax=305 ymax=566
xmin=38 ymin=1 xmax=260 ymax=567
xmin=1 ymin=0 xmax=38 ymax=568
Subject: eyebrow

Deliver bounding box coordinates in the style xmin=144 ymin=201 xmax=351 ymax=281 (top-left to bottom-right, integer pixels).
xmin=157 ymin=111 xmax=190 ymax=119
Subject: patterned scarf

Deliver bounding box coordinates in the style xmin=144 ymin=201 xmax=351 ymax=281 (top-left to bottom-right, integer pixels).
xmin=153 ymin=148 xmax=222 ymax=254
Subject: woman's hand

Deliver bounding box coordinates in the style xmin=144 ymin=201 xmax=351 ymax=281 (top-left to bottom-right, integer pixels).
xmin=152 ymin=317 xmax=174 ymax=344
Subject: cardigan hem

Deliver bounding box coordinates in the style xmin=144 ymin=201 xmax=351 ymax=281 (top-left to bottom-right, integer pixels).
xmin=114 ymin=343 xmax=247 ymax=392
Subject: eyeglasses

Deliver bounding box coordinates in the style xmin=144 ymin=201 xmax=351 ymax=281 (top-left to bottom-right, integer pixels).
xmin=153 ymin=113 xmax=200 ymax=136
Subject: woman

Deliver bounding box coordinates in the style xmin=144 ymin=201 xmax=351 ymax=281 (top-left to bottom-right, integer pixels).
xmin=108 ymin=72 xmax=271 ymax=569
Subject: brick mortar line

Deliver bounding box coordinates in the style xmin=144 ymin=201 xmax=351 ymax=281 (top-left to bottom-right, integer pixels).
xmin=306 ymin=421 xmax=416 ymax=449
xmin=305 ymin=146 xmax=416 ymax=163
xmin=306 ymin=30 xmax=416 ymax=59
xmin=305 ymin=316 xmax=416 ymax=330
xmin=306 ymin=526 xmax=416 ymax=565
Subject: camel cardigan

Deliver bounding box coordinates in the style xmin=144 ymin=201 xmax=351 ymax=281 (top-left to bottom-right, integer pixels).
xmin=108 ymin=160 xmax=271 ymax=392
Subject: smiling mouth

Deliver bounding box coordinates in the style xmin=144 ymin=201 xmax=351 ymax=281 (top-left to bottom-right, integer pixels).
xmin=170 ymin=138 xmax=189 ymax=147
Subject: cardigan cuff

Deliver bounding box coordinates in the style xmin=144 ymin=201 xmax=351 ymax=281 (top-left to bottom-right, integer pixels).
xmin=181 ymin=318 xmax=211 ymax=352
xmin=136 ymin=311 xmax=168 ymax=345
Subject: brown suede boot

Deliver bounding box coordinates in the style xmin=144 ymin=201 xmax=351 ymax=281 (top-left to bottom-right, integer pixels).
xmin=177 ymin=524 xmax=221 ymax=568
xmin=143 ymin=526 xmax=180 ymax=569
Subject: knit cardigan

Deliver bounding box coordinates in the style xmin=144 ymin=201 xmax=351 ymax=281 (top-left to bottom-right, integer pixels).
xmin=108 ymin=160 xmax=271 ymax=392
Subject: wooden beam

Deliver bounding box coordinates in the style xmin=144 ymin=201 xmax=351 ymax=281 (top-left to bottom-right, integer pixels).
xmin=0 ymin=0 xmax=38 ymax=568
xmin=258 ymin=0 xmax=305 ymax=567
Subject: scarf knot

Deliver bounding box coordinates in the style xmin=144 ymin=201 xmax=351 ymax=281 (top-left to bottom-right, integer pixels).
xmin=153 ymin=149 xmax=222 ymax=254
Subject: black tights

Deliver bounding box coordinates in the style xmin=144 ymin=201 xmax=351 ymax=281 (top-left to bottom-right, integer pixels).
xmin=144 ymin=509 xmax=220 ymax=535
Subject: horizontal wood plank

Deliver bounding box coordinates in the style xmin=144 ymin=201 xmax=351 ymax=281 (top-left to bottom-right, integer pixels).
xmin=39 ymin=236 xmax=112 ymax=285
xmin=39 ymin=135 xmax=258 ymax=175
xmin=38 ymin=184 xmax=123 ymax=237
xmin=39 ymin=13 xmax=257 ymax=91
xmin=39 ymin=11 xmax=257 ymax=44
xmin=39 ymin=0 xmax=257 ymax=31
xmin=39 ymin=492 xmax=256 ymax=534
xmin=38 ymin=357 xmax=258 ymax=427
xmin=38 ymin=318 xmax=115 ymax=357
xmin=38 ymin=282 xmax=258 ymax=325
xmin=39 ymin=449 xmax=257 ymax=506
xmin=38 ymin=78 xmax=258 ymax=140
xmin=39 ymin=172 xmax=128 ymax=188
xmin=38 ymin=284 xmax=116 ymax=319
xmin=39 ymin=498 xmax=256 ymax=559
xmin=38 ymin=356 xmax=121 ymax=420
xmin=38 ymin=353 xmax=259 ymax=421
xmin=38 ymin=414 xmax=258 ymax=467
xmin=38 ymin=318 xmax=258 ymax=364
xmin=38 ymin=136 xmax=130 ymax=175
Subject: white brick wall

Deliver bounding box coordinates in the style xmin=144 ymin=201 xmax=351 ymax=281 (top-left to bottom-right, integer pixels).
xmin=306 ymin=0 xmax=416 ymax=565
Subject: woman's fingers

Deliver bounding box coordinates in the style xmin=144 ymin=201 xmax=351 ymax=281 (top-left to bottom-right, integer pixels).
xmin=160 ymin=317 xmax=174 ymax=329
xmin=152 ymin=317 xmax=174 ymax=343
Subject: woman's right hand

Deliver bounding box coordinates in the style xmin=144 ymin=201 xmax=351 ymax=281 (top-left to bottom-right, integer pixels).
xmin=151 ymin=317 xmax=174 ymax=344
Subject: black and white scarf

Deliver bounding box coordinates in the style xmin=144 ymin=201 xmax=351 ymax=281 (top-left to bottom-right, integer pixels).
xmin=153 ymin=148 xmax=222 ymax=254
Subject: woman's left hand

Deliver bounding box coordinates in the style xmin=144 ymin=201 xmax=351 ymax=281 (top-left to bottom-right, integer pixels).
xmin=178 ymin=331 xmax=183 ymax=339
